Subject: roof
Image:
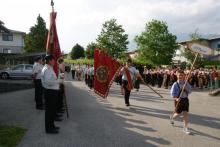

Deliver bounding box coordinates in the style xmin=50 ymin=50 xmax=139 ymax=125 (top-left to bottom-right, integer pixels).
xmin=5 ymin=52 xmax=46 ymax=59
xmin=202 ymin=34 xmax=220 ymax=40
xmin=9 ymin=29 xmax=25 ymax=34
xmin=0 ymin=24 xmax=10 ymax=33
xmin=179 ymin=34 xmax=220 ymax=44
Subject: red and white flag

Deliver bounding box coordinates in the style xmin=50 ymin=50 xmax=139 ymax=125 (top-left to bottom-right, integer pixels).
xmin=46 ymin=9 xmax=61 ymax=76
xmin=94 ymin=49 xmax=122 ymax=98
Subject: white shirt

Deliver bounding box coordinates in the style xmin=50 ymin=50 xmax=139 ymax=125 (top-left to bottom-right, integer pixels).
xmin=121 ymin=66 xmax=138 ymax=81
xmin=41 ymin=64 xmax=60 ymax=90
xmin=71 ymin=65 xmax=75 ymax=70
xmin=90 ymin=67 xmax=94 ymax=76
xmin=32 ymin=62 xmax=43 ymax=79
xmin=84 ymin=68 xmax=88 ymax=75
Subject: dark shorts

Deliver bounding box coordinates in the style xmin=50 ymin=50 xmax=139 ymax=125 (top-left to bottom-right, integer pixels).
xmin=175 ymin=98 xmax=189 ymax=114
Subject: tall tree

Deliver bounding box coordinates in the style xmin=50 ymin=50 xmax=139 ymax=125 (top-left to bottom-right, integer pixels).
xmin=85 ymin=42 xmax=97 ymax=59
xmin=70 ymin=43 xmax=85 ymax=59
xmin=24 ymin=15 xmax=48 ymax=53
xmin=135 ymin=19 xmax=178 ymax=65
xmin=96 ymin=19 xmax=129 ymax=59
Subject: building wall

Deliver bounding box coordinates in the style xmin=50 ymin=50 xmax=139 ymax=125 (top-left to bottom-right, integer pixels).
xmin=0 ymin=45 xmax=23 ymax=54
xmin=0 ymin=32 xmax=24 ymax=54
xmin=209 ymin=39 xmax=220 ymax=50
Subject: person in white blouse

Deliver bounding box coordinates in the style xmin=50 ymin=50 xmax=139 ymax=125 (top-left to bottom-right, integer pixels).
xmin=41 ymin=55 xmax=61 ymax=134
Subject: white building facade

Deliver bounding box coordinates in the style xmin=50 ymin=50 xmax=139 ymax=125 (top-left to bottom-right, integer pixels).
xmin=0 ymin=30 xmax=25 ymax=54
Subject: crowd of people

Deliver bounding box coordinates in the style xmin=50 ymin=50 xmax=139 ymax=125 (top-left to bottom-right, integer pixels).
xmin=141 ymin=67 xmax=220 ymax=90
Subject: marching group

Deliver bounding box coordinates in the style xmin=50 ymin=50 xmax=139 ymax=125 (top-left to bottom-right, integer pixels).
xmin=32 ymin=57 xmax=219 ymax=135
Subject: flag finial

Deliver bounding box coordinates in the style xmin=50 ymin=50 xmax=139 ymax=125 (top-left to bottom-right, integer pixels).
xmin=51 ymin=0 xmax=54 ymax=10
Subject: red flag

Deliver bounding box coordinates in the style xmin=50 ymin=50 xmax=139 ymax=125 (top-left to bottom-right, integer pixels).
xmin=46 ymin=9 xmax=61 ymax=76
xmin=94 ymin=49 xmax=122 ymax=98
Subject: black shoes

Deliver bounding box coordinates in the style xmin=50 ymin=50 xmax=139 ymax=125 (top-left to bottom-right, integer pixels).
xmin=54 ymin=126 xmax=60 ymax=130
xmin=56 ymin=114 xmax=63 ymax=117
xmin=126 ymin=103 xmax=130 ymax=106
xmin=46 ymin=129 xmax=59 ymax=134
xmin=36 ymin=106 xmax=44 ymax=110
xmin=54 ymin=117 xmax=62 ymax=121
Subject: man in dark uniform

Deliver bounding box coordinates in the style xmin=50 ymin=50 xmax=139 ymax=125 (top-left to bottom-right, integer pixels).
xmin=41 ymin=55 xmax=61 ymax=134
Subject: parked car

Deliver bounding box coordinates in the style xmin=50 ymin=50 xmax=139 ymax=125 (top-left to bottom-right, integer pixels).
xmin=0 ymin=64 xmax=33 ymax=79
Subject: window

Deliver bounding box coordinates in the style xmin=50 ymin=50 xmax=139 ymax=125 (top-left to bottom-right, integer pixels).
xmin=2 ymin=33 xmax=13 ymax=41
xmin=13 ymin=65 xmax=24 ymax=70
xmin=3 ymin=48 xmax=11 ymax=53
xmin=218 ymin=42 xmax=220 ymax=49
xmin=25 ymin=65 xmax=33 ymax=70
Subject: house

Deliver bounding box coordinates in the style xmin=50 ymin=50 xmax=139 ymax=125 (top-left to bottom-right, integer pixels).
xmin=0 ymin=22 xmax=25 ymax=54
xmin=178 ymin=35 xmax=220 ymax=61
xmin=126 ymin=50 xmax=138 ymax=59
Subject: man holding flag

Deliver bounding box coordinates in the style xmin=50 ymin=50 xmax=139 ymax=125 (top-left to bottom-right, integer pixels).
xmin=120 ymin=59 xmax=139 ymax=106
xmin=41 ymin=0 xmax=63 ymax=134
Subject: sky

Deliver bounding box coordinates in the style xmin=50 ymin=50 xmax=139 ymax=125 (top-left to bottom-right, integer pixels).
xmin=0 ymin=0 xmax=220 ymax=53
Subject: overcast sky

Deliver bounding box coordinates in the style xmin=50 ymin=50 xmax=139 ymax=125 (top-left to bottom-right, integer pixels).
xmin=0 ymin=0 xmax=220 ymax=53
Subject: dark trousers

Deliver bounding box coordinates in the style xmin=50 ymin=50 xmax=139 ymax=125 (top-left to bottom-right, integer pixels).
xmin=34 ymin=79 xmax=43 ymax=107
xmin=44 ymin=89 xmax=59 ymax=131
xmin=85 ymin=74 xmax=88 ymax=85
xmin=89 ymin=75 xmax=94 ymax=89
xmin=157 ymin=75 xmax=163 ymax=88
xmin=71 ymin=70 xmax=75 ymax=79
xmin=123 ymin=80 xmax=131 ymax=105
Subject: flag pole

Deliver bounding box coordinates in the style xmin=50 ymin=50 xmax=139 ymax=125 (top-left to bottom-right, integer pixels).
xmin=49 ymin=0 xmax=69 ymax=118
xmin=139 ymin=76 xmax=163 ymax=98
xmin=51 ymin=0 xmax=54 ymax=11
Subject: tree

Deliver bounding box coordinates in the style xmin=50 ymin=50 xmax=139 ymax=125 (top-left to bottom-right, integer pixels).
xmin=24 ymin=15 xmax=48 ymax=53
xmin=85 ymin=42 xmax=98 ymax=59
xmin=70 ymin=43 xmax=85 ymax=59
xmin=96 ymin=19 xmax=129 ymax=59
xmin=135 ymin=19 xmax=178 ymax=65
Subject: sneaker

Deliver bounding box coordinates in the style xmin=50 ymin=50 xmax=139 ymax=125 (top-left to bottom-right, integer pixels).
xmin=170 ymin=115 xmax=174 ymax=125
xmin=183 ymin=127 xmax=191 ymax=135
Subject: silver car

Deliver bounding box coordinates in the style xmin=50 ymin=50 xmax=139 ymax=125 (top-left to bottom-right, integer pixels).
xmin=0 ymin=64 xmax=33 ymax=79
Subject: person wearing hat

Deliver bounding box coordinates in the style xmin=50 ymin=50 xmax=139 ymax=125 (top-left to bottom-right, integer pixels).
xmin=41 ymin=54 xmax=61 ymax=134
xmin=32 ymin=56 xmax=44 ymax=110
xmin=120 ymin=59 xmax=138 ymax=106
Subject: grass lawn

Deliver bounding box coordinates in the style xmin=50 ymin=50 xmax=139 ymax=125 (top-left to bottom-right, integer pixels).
xmin=0 ymin=124 xmax=27 ymax=147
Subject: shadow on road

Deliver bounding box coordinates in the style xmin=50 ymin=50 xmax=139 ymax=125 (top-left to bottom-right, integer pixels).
xmin=69 ymin=84 xmax=171 ymax=147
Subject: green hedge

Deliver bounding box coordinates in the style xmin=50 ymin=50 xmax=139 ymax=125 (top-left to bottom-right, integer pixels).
xmin=64 ymin=58 xmax=94 ymax=65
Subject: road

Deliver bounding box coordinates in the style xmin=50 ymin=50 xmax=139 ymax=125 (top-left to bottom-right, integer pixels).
xmin=0 ymin=75 xmax=219 ymax=147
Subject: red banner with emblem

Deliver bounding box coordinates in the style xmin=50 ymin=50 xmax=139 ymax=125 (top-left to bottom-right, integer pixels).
xmin=94 ymin=49 xmax=122 ymax=98
xmin=46 ymin=9 xmax=61 ymax=76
